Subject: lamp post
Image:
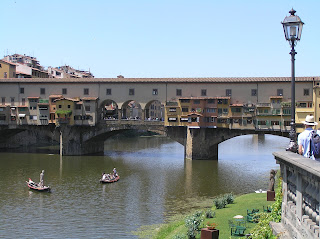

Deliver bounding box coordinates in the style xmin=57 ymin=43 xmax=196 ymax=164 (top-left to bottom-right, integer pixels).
xmin=282 ymin=9 xmax=304 ymax=153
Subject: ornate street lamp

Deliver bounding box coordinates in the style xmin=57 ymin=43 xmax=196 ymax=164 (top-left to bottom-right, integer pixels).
xmin=282 ymin=9 xmax=304 ymax=152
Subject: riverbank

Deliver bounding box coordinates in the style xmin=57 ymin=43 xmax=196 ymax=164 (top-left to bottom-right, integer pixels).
xmin=134 ymin=192 xmax=274 ymax=239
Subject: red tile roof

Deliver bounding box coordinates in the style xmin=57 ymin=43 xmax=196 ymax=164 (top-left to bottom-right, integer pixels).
xmin=0 ymin=76 xmax=318 ymax=83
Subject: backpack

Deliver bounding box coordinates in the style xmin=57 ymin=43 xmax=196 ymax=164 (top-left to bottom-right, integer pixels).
xmin=310 ymin=130 xmax=320 ymax=158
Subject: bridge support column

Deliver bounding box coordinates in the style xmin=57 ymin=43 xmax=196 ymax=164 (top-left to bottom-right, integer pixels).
xmin=185 ymin=128 xmax=218 ymax=160
xmin=59 ymin=126 xmax=104 ymax=156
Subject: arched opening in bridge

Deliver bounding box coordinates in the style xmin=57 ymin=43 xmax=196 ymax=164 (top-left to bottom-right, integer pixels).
xmin=121 ymin=100 xmax=142 ymax=120
xmin=145 ymin=100 xmax=164 ymax=121
xmin=100 ymin=100 xmax=119 ymax=120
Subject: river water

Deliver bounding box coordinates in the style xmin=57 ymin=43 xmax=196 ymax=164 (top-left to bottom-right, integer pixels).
xmin=0 ymin=134 xmax=287 ymax=238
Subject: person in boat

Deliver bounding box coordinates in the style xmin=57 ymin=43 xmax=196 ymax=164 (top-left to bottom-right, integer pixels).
xmin=106 ymin=173 xmax=112 ymax=180
xmin=102 ymin=172 xmax=107 ymax=180
xmin=113 ymin=168 xmax=118 ymax=177
xmin=39 ymin=170 xmax=44 ymax=188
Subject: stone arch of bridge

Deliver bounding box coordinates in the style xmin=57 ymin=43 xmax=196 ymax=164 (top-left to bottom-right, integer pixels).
xmin=99 ymin=99 xmax=119 ymax=120
xmin=167 ymin=127 xmax=289 ymax=160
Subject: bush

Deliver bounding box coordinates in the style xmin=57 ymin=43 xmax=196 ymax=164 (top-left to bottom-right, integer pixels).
xmin=225 ymin=192 xmax=234 ymax=204
xmin=205 ymin=209 xmax=215 ymax=218
xmin=185 ymin=211 xmax=204 ymax=239
xmin=213 ymin=197 xmax=227 ymax=209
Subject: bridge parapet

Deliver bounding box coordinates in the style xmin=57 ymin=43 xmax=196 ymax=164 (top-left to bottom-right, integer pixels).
xmin=273 ymin=151 xmax=320 ymax=238
xmin=104 ymin=119 xmax=164 ymax=126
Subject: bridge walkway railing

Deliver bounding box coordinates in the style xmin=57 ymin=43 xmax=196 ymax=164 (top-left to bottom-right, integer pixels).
xmin=273 ymin=151 xmax=320 ymax=238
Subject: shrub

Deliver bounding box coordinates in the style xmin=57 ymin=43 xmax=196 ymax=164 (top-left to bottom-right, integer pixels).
xmin=185 ymin=211 xmax=204 ymax=239
xmin=213 ymin=197 xmax=227 ymax=209
xmin=225 ymin=192 xmax=234 ymax=204
xmin=205 ymin=209 xmax=215 ymax=218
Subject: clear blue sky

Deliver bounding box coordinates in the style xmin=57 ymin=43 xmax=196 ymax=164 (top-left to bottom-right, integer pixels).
xmin=1 ymin=0 xmax=319 ymax=78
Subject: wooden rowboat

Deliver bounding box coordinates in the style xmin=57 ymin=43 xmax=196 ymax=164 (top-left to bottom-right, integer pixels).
xmin=100 ymin=175 xmax=120 ymax=183
xmin=26 ymin=178 xmax=51 ymax=192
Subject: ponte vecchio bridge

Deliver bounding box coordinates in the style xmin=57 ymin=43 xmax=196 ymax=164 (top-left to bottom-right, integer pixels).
xmin=0 ymin=76 xmax=318 ymax=159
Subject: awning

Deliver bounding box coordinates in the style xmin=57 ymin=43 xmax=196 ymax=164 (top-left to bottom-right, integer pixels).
xmin=19 ymin=114 xmax=26 ymax=118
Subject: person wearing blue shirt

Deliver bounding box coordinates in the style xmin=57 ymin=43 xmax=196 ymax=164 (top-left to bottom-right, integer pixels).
xmin=298 ymin=115 xmax=320 ymax=160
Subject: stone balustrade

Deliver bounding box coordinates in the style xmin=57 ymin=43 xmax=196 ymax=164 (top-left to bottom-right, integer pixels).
xmin=273 ymin=151 xmax=320 ymax=238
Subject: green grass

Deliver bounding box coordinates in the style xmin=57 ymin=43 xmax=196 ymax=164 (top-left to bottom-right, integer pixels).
xmin=141 ymin=193 xmax=273 ymax=239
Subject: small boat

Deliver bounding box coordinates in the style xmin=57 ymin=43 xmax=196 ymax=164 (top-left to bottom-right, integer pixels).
xmin=26 ymin=178 xmax=51 ymax=192
xmin=100 ymin=175 xmax=120 ymax=183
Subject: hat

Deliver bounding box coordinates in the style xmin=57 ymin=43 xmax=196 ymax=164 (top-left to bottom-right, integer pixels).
xmin=303 ymin=115 xmax=318 ymax=126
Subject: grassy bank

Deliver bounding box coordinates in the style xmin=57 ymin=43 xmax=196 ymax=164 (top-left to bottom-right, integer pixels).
xmin=136 ymin=193 xmax=274 ymax=239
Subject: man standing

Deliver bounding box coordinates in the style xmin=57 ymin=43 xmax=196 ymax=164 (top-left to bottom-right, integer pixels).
xmin=298 ymin=115 xmax=319 ymax=160
xmin=39 ymin=170 xmax=45 ymax=188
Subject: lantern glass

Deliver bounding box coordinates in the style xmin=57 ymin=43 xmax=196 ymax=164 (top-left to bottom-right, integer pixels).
xmin=282 ymin=9 xmax=304 ymax=42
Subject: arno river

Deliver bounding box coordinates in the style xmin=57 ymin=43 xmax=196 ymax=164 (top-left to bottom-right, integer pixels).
xmin=0 ymin=134 xmax=287 ymax=238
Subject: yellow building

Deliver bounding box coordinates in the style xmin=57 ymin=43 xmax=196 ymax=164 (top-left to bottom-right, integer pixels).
xmin=0 ymin=60 xmax=16 ymax=78
xmin=216 ymin=97 xmax=230 ymax=128
xmin=55 ymin=98 xmax=77 ymax=125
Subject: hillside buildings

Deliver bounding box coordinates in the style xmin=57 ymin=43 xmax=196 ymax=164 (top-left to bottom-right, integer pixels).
xmin=0 ymin=54 xmax=93 ymax=79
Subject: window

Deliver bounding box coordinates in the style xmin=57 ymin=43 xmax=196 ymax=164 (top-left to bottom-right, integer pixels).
xmin=231 ymin=108 xmax=241 ymax=112
xmin=176 ymin=89 xmax=182 ymax=96
xmin=129 ymin=89 xmax=135 ymax=95
xmin=223 ymin=108 xmax=228 ymax=114
xmin=304 ymin=89 xmax=310 ymax=96
xmin=62 ymin=88 xmax=67 ymax=94
xmin=201 ymin=89 xmax=207 ymax=96
xmin=4 ymin=72 xmax=7 ymax=78
xmin=226 ymin=89 xmax=232 ymax=96
xmin=258 ymin=121 xmax=267 ymax=125
xmin=1 ymin=97 xmax=5 ymax=105
xmin=40 ymin=88 xmax=45 ymax=95
xmin=84 ymin=88 xmax=89 ymax=95
xmin=76 ymin=104 xmax=81 ymax=110
xmin=284 ymin=121 xmax=291 ymax=126
xmin=67 ymin=105 xmax=71 ymax=109
xmin=169 ymin=108 xmax=176 ymax=112
xmin=180 ymin=99 xmax=190 ymax=103
xmin=85 ymin=105 xmax=90 ymax=111
xmin=251 ymin=89 xmax=257 ymax=96
xmin=182 ymin=107 xmax=188 ymax=112
xmin=206 ymin=108 xmax=216 ymax=113
xmin=168 ymin=117 xmax=177 ymax=122
xmin=22 ymin=98 xmax=25 ymax=105
xmin=58 ymin=105 xmax=62 ymax=108
xmin=207 ymin=99 xmax=215 ymax=104
xmin=277 ymin=89 xmax=283 ymax=96
xmin=152 ymin=89 xmax=158 ymax=95
xmin=223 ymin=99 xmax=228 ymax=104
xmin=11 ymin=97 xmax=14 ymax=103
xmin=193 ymin=100 xmax=200 ymax=104
xmin=298 ymin=102 xmax=307 ymax=108
xmin=283 ymin=108 xmax=291 ymax=115
xmin=271 ymin=121 xmax=280 ymax=125
xmin=106 ymin=88 xmax=112 ymax=95
xmin=20 ymin=88 xmax=24 ymax=94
